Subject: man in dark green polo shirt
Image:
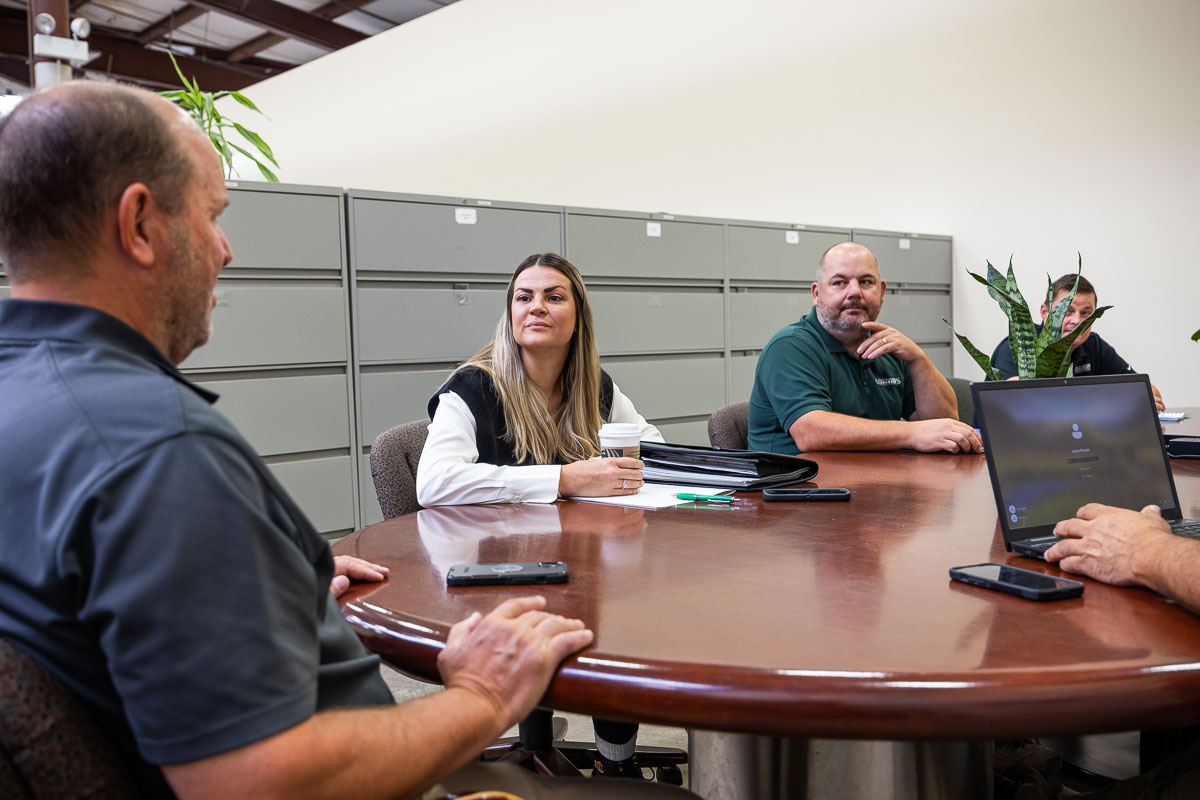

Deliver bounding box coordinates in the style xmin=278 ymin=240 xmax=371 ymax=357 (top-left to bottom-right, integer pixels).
xmin=748 ymin=242 xmax=982 ymax=455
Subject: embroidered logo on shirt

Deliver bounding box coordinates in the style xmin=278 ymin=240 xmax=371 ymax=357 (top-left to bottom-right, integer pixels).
xmin=874 ymin=377 xmax=902 ymax=386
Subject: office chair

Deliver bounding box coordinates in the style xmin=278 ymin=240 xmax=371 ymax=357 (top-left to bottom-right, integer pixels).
xmin=0 ymin=639 xmax=138 ymax=799
xmin=948 ymin=377 xmax=975 ymax=425
xmin=707 ymin=401 xmax=750 ymax=449
xmin=368 ymin=425 xmax=687 ymax=783
xmin=370 ymin=418 xmax=431 ymax=517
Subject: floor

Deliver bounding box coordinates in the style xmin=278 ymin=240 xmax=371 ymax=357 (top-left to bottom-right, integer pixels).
xmin=380 ymin=664 xmax=692 ymax=788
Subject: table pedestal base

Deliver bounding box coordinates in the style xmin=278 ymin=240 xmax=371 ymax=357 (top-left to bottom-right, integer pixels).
xmin=688 ymin=731 xmax=993 ymax=800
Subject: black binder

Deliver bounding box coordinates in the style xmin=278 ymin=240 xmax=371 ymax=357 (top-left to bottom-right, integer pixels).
xmin=1165 ymin=436 xmax=1200 ymax=459
xmin=640 ymin=441 xmax=819 ymax=490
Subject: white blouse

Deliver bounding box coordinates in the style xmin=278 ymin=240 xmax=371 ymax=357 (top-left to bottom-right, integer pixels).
xmin=416 ymin=382 xmax=664 ymax=507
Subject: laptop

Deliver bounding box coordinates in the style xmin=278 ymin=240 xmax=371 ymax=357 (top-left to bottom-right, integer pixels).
xmin=972 ymin=374 xmax=1200 ymax=559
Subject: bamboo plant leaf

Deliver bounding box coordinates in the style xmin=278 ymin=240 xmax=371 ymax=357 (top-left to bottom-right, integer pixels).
xmin=1192 ymin=328 xmax=1200 ymax=342
xmin=210 ymin=132 xmax=233 ymax=164
xmin=228 ymin=142 xmax=279 ymax=182
xmin=231 ymin=122 xmax=279 ymax=166
xmin=229 ymin=91 xmax=264 ymax=114
xmin=166 ymin=52 xmax=188 ymax=88
xmin=945 ymin=320 xmax=1003 ymax=381
xmin=158 ymin=57 xmax=280 ymax=182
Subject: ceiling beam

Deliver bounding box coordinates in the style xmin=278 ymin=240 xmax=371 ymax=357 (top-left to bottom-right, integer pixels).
xmin=138 ymin=5 xmax=208 ymax=46
xmin=186 ymin=0 xmax=366 ymax=52
xmin=0 ymin=10 xmax=290 ymax=91
xmin=228 ymin=0 xmax=377 ymax=63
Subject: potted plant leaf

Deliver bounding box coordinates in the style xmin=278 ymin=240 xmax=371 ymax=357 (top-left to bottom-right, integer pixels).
xmin=159 ymin=53 xmax=279 ymax=182
xmin=945 ymin=256 xmax=1111 ymax=381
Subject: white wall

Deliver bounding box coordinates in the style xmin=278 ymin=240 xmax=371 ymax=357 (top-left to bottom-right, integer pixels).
xmin=230 ymin=0 xmax=1200 ymax=404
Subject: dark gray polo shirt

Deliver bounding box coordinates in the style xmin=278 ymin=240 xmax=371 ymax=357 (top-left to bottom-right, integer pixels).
xmin=748 ymin=307 xmax=915 ymax=454
xmin=0 ymin=299 xmax=392 ymax=798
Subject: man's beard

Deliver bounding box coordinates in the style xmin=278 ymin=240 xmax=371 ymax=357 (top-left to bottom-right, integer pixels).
xmin=819 ymin=302 xmax=873 ymax=336
xmin=163 ymin=224 xmax=215 ymax=363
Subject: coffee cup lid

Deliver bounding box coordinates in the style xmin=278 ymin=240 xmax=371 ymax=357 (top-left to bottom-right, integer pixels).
xmin=599 ymin=423 xmax=640 ymax=438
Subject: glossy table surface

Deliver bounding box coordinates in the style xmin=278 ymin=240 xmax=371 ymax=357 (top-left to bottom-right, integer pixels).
xmin=334 ymin=451 xmax=1200 ymax=741
xmin=1161 ymin=406 xmax=1200 ymax=437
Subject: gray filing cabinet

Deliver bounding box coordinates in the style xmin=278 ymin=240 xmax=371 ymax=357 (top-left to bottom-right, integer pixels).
xmin=182 ymin=182 xmax=359 ymax=538
xmin=567 ymin=207 xmax=728 ymax=447
xmin=348 ymin=191 xmax=565 ymax=525
xmin=852 ymin=229 xmax=954 ymax=376
xmin=726 ymin=223 xmax=852 ymax=403
xmin=567 ymin=210 xmax=724 ymax=280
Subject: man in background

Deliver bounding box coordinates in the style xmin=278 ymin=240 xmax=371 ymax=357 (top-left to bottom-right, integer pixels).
xmin=0 ymin=81 xmax=692 ymax=800
xmin=748 ymin=241 xmax=981 ymax=455
xmin=990 ymin=274 xmax=1165 ymax=410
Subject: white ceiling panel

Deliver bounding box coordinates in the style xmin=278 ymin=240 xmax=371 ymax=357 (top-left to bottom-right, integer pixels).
xmin=256 ymin=38 xmax=328 ymax=65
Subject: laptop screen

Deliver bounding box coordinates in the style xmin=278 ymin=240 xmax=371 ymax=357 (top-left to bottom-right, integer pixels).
xmin=973 ymin=375 xmax=1181 ymax=543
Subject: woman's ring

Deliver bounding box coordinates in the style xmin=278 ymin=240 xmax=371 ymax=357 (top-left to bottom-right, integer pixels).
xmin=621 ymin=478 xmax=627 ymax=489
xmin=882 ymin=337 xmax=888 ymax=345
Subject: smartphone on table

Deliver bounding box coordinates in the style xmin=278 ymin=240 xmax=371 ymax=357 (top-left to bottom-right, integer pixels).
xmin=446 ymin=561 xmax=569 ymax=586
xmin=949 ymin=562 xmax=1083 ymax=601
xmin=763 ymin=488 xmax=851 ymax=502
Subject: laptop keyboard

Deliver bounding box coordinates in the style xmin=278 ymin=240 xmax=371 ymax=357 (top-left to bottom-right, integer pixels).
xmin=1170 ymin=519 xmax=1200 ymax=539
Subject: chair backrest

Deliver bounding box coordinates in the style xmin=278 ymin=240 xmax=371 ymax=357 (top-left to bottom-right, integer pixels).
xmin=370 ymin=419 xmax=431 ymax=518
xmin=707 ymin=401 xmax=750 ymax=450
xmin=948 ymin=377 xmax=975 ymax=425
xmin=0 ymin=639 xmax=138 ymax=799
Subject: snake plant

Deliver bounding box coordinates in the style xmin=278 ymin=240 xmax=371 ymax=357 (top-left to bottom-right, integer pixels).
xmin=944 ymin=256 xmax=1110 ymax=381
xmin=159 ymin=53 xmax=279 ymax=182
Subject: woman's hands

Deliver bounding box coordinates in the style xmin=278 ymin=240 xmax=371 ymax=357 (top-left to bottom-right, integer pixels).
xmin=558 ymin=457 xmax=645 ymax=497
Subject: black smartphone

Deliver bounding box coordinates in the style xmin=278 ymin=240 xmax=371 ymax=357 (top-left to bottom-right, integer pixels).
xmin=446 ymin=561 xmax=569 ymax=586
xmin=762 ymin=488 xmax=851 ymax=502
xmin=949 ymin=562 xmax=1084 ymax=601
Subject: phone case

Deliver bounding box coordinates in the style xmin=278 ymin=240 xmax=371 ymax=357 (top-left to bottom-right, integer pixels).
xmin=762 ymin=488 xmax=851 ymax=502
xmin=949 ymin=563 xmax=1083 ymax=601
xmin=446 ymin=561 xmax=569 ymax=586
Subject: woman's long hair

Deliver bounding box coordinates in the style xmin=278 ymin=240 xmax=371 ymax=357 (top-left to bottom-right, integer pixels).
xmin=456 ymin=253 xmax=603 ymax=464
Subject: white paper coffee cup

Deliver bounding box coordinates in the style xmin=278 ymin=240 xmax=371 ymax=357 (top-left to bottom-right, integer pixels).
xmin=599 ymin=422 xmax=641 ymax=460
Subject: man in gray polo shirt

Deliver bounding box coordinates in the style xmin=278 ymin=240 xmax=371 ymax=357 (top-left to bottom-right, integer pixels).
xmin=748 ymin=242 xmax=981 ymax=455
xmin=0 ymin=82 xmax=695 ymax=800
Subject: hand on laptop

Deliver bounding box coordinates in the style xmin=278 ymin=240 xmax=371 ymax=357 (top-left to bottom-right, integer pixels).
xmin=1046 ymin=503 xmax=1171 ymax=585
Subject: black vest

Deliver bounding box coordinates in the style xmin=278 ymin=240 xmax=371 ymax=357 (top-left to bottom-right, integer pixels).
xmin=429 ymin=366 xmax=615 ymax=466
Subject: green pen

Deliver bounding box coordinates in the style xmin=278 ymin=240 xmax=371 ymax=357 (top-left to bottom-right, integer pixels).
xmin=676 ymin=493 xmax=735 ymax=504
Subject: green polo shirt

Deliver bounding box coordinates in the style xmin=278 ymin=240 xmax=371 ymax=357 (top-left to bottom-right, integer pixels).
xmin=747 ymin=307 xmax=915 ymax=454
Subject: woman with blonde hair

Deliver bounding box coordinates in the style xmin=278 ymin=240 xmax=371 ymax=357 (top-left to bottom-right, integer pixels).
xmin=417 ymin=252 xmax=661 ymax=507
xmin=417 ymin=252 xmax=662 ymax=778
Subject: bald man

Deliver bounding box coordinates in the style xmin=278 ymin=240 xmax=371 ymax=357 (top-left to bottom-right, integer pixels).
xmin=748 ymin=242 xmax=981 ymax=455
xmin=0 ymin=82 xmax=696 ymax=800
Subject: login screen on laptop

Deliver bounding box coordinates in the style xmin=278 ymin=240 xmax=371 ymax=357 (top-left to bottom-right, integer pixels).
xmin=976 ymin=377 xmax=1179 ymax=534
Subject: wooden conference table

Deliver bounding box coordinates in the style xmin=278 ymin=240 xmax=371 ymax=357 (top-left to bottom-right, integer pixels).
xmin=333 ymin=450 xmax=1200 ymax=799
